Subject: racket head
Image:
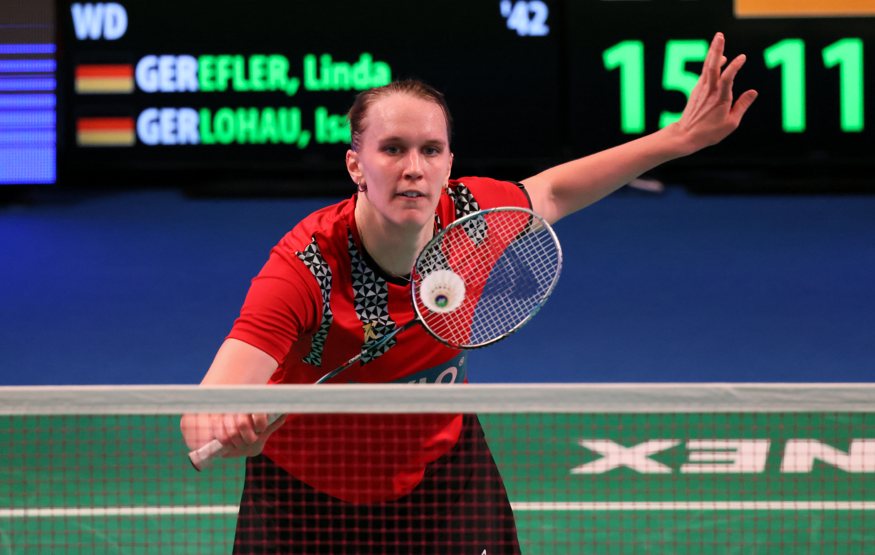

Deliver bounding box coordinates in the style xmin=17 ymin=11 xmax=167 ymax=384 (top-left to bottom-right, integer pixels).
xmin=411 ymin=207 xmax=563 ymax=349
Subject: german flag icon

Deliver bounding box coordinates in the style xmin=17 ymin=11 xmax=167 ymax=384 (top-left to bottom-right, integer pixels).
xmin=75 ymin=64 xmax=134 ymax=94
xmin=76 ymin=117 xmax=135 ymax=147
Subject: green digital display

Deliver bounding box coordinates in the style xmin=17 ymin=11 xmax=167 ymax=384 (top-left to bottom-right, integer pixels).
xmin=762 ymin=38 xmax=865 ymax=133
xmin=606 ymin=37 xmax=866 ymax=135
xmin=567 ymin=0 xmax=872 ymax=178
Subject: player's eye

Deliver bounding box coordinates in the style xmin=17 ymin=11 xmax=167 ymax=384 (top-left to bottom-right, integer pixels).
xmin=382 ymin=145 xmax=402 ymax=155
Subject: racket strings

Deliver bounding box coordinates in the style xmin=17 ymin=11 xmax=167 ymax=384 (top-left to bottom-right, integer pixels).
xmin=467 ymin=228 xmax=559 ymax=343
xmin=414 ymin=209 xmax=561 ymax=348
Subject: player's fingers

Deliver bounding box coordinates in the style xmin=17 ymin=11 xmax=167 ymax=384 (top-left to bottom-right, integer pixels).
xmin=180 ymin=413 xmax=211 ymax=451
xmin=693 ymin=33 xmax=723 ymax=102
xmin=264 ymin=414 xmax=287 ymax=434
xmin=250 ymin=413 xmax=270 ymax=434
xmin=216 ymin=413 xmax=252 ymax=447
xmin=720 ymin=54 xmax=747 ymax=93
xmin=713 ymin=54 xmax=745 ymax=105
xmin=704 ymin=32 xmax=725 ymax=80
xmin=236 ymin=416 xmax=286 ymax=458
xmin=731 ymin=89 xmax=759 ymax=121
xmin=236 ymin=413 xmax=260 ymax=444
xmin=219 ymin=413 xmax=242 ymax=447
xmin=211 ymin=413 xmax=234 ymax=447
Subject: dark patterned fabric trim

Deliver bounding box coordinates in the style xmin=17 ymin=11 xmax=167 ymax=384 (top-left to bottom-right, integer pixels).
xmin=348 ymin=231 xmax=397 ymax=363
xmin=446 ymin=182 xmax=481 ymax=218
xmin=296 ymin=237 xmax=333 ymax=367
xmin=447 ymin=182 xmax=488 ymax=245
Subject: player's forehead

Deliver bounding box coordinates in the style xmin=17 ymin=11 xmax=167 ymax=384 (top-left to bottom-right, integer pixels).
xmin=362 ymin=93 xmax=449 ymax=145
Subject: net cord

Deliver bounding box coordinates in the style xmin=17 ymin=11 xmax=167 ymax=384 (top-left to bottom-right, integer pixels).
xmin=2 ymin=383 xmax=874 ymax=415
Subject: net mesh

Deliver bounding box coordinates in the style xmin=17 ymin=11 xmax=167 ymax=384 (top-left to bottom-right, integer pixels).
xmin=2 ymin=384 xmax=874 ymax=554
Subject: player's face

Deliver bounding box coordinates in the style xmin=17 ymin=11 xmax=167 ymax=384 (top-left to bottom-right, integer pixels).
xmin=346 ymin=93 xmax=453 ymax=232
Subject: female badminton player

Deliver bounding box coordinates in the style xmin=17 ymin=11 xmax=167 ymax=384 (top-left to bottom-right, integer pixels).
xmin=180 ymin=32 xmax=757 ymax=554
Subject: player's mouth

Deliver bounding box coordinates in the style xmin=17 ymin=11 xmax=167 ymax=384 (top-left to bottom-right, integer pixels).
xmin=396 ymin=191 xmax=427 ymax=199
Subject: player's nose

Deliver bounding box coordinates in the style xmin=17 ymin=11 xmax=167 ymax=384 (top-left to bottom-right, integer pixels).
xmin=403 ymin=151 xmax=424 ymax=179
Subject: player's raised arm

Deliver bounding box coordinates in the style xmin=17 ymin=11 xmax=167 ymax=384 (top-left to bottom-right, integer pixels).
xmin=523 ymin=32 xmax=759 ymax=225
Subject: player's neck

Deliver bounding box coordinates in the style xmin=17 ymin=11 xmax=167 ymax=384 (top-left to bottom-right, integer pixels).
xmin=354 ymin=201 xmax=432 ymax=278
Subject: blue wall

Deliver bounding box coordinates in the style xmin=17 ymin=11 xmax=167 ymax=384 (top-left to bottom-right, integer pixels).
xmin=2 ymin=186 xmax=873 ymax=385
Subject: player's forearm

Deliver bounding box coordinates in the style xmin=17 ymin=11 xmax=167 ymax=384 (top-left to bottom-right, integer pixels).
xmin=200 ymin=338 xmax=279 ymax=385
xmin=181 ymin=340 xmax=276 ymax=441
xmin=523 ymin=123 xmax=695 ymax=223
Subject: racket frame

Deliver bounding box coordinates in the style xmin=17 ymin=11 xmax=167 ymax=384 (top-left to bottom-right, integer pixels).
xmin=411 ymin=206 xmax=563 ymax=350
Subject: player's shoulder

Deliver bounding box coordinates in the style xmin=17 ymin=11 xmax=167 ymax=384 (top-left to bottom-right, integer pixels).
xmin=445 ymin=176 xmax=530 ymax=216
xmin=449 ymin=176 xmax=528 ymax=197
xmin=277 ymin=196 xmax=354 ymax=255
xmin=449 ymin=175 xmax=515 ymax=190
xmin=450 ymin=176 xmax=491 ymax=188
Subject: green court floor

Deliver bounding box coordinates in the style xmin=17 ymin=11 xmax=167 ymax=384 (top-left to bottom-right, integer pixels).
xmin=2 ymin=413 xmax=873 ymax=554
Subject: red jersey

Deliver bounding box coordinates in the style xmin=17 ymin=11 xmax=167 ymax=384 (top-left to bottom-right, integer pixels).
xmin=227 ymin=176 xmax=531 ymax=503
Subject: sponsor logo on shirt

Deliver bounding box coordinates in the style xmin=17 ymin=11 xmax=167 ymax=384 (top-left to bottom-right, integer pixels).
xmin=400 ymin=353 xmax=467 ymax=384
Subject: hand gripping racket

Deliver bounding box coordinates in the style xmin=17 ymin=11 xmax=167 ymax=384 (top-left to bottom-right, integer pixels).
xmin=189 ymin=206 xmax=563 ymax=470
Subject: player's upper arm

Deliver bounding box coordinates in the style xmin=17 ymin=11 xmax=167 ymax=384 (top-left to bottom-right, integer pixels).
xmin=200 ymin=338 xmax=279 ymax=385
xmin=227 ymin=239 xmax=324 ymax=363
xmin=521 ymin=176 xmax=562 ymax=225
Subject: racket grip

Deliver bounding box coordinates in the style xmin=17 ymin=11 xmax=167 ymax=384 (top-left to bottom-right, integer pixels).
xmin=187 ymin=412 xmax=284 ymax=471
xmin=188 ymin=438 xmax=226 ymax=471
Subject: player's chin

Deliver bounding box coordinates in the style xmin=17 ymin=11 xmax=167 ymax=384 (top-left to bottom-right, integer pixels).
xmin=392 ymin=213 xmax=432 ymax=232
xmin=392 ymin=199 xmax=437 ymax=225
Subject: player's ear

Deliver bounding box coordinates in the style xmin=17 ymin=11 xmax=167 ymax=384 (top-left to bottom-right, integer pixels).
xmin=446 ymin=151 xmax=454 ymax=183
xmin=346 ymin=149 xmax=362 ymax=183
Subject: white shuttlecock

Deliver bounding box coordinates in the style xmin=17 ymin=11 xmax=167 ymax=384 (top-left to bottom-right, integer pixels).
xmin=420 ymin=270 xmax=466 ymax=313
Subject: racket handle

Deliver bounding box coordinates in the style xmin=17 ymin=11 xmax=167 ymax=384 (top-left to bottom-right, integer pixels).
xmin=316 ymin=320 xmax=418 ymax=384
xmin=187 ymin=412 xmax=284 ymax=471
xmin=188 ymin=438 xmax=225 ymax=471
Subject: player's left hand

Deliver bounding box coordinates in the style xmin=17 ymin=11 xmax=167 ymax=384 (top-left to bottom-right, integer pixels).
xmin=674 ymin=32 xmax=758 ymax=152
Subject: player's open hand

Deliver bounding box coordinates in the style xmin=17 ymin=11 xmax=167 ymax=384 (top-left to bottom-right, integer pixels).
xmin=675 ymin=32 xmax=758 ymax=152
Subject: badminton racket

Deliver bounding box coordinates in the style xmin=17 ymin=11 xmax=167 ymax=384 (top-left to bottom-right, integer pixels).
xmin=189 ymin=206 xmax=562 ymax=470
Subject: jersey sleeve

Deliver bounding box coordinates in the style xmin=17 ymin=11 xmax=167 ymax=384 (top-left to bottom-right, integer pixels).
xmin=227 ymin=244 xmax=321 ymax=365
xmin=453 ymin=176 xmax=532 ymax=212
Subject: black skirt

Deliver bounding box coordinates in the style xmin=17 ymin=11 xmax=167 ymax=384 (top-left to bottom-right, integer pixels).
xmin=234 ymin=414 xmax=521 ymax=554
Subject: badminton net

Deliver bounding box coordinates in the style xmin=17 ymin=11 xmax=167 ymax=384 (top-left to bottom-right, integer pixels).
xmin=1 ymin=384 xmax=874 ymax=554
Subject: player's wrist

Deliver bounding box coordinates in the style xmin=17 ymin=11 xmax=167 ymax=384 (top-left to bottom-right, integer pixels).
xmin=654 ymin=123 xmax=701 ymax=159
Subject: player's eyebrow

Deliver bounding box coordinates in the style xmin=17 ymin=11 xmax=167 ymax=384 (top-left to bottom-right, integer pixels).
xmin=378 ymin=136 xmax=447 ymax=147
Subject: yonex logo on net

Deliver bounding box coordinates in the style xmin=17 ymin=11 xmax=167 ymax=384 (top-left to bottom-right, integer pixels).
xmin=572 ymin=439 xmax=875 ymax=474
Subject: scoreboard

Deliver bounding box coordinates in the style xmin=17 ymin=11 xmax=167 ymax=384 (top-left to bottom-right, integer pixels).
xmin=47 ymin=1 xmax=875 ymax=189
xmin=568 ymin=0 xmax=874 ymax=187
xmin=59 ymin=0 xmax=562 ymax=189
